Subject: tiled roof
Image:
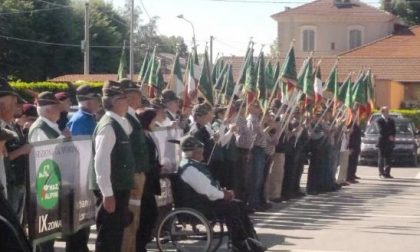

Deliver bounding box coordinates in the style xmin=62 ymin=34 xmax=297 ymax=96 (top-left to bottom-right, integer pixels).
xmin=339 ymin=26 xmax=420 ymax=58
xmin=49 ymin=73 xmax=171 ymax=83
xmin=226 ymin=26 xmax=420 ymax=83
xmin=271 ymin=0 xmax=394 ymax=19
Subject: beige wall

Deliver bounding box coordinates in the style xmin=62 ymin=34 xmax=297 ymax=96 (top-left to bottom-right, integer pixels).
xmin=374 ymin=79 xmax=405 ymax=109
xmin=276 ymin=17 xmax=394 ymax=57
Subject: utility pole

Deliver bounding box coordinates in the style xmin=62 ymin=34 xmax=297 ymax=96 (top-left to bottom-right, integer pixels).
xmin=83 ymin=1 xmax=90 ymax=75
xmin=129 ymin=0 xmax=134 ymax=80
xmin=209 ymin=35 xmax=214 ymax=70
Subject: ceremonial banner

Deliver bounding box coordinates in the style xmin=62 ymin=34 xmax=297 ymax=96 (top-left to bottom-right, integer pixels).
xmin=151 ymin=126 xmax=183 ymax=174
xmin=28 ymin=137 xmax=95 ymax=245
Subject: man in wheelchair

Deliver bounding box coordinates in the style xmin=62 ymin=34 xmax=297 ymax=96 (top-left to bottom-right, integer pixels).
xmin=176 ymin=135 xmax=267 ymax=252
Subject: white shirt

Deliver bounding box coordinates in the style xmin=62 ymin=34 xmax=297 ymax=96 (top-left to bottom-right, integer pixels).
xmin=0 ymin=156 xmax=6 ymax=199
xmin=180 ymin=161 xmax=224 ymax=201
xmin=29 ymin=116 xmax=62 ymax=143
xmin=94 ymin=111 xmax=132 ymax=197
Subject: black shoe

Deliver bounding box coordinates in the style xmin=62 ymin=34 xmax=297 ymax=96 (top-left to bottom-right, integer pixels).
xmin=354 ymin=175 xmax=361 ymax=179
xmin=241 ymin=238 xmax=267 ymax=252
xmin=270 ymin=197 xmax=283 ymax=203
xmin=385 ymin=174 xmax=394 ymax=179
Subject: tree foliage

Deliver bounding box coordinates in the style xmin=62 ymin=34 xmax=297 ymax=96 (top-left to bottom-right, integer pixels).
xmin=0 ymin=0 xmax=187 ymax=81
xmin=382 ymin=0 xmax=420 ymax=25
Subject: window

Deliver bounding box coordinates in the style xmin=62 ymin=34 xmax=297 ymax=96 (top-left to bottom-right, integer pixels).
xmin=302 ymin=29 xmax=315 ymax=52
xmin=349 ymin=29 xmax=362 ymax=49
xmin=330 ymin=42 xmax=335 ymax=50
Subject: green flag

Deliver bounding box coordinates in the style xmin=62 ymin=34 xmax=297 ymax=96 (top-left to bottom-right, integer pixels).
xmin=138 ymin=50 xmax=150 ymax=82
xmin=167 ymin=50 xmax=184 ymax=96
xmin=323 ymin=62 xmax=338 ymax=100
xmin=297 ymin=57 xmax=310 ymax=90
xmin=280 ymin=45 xmax=297 ymax=86
xmin=256 ymin=51 xmax=267 ymax=109
xmin=199 ymin=49 xmax=214 ymax=105
xmin=265 ymin=61 xmax=275 ymax=93
xmin=352 ymin=71 xmax=367 ymax=105
xmin=344 ymin=75 xmax=353 ymax=108
xmin=214 ymin=63 xmax=228 ymax=91
xmin=273 ymin=61 xmax=280 ymax=85
xmin=243 ymin=59 xmax=256 ymax=104
xmin=337 ymin=74 xmax=351 ymax=103
xmin=143 ymin=46 xmax=157 ymax=86
xmin=302 ymin=57 xmax=314 ymax=99
xmin=221 ymin=64 xmax=235 ymax=103
xmin=211 ymin=57 xmax=224 ymax=85
xmin=238 ymin=41 xmax=255 ymax=84
xmin=117 ymin=41 xmax=128 ymax=81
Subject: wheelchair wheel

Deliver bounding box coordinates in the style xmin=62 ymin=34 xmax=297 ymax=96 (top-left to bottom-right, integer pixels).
xmin=156 ymin=208 xmax=213 ymax=252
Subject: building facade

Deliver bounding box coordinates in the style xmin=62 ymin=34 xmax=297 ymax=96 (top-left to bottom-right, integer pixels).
xmin=271 ymin=0 xmax=397 ymax=57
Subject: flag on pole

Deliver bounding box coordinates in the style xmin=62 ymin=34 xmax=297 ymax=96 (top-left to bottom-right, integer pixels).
xmin=256 ymin=51 xmax=267 ymax=109
xmin=280 ymin=44 xmax=298 ymax=87
xmin=322 ymin=61 xmax=338 ymax=99
xmin=344 ymin=75 xmax=353 ymax=109
xmin=243 ymin=62 xmax=257 ymax=104
xmin=199 ymin=49 xmax=214 ymax=105
xmin=147 ymin=47 xmax=158 ymax=98
xmin=167 ymin=50 xmax=184 ymax=97
xmin=185 ymin=48 xmax=201 ymax=105
xmin=117 ymin=41 xmax=128 ymax=81
xmin=221 ymin=64 xmax=235 ymax=104
xmin=138 ymin=50 xmax=150 ymax=83
xmin=214 ymin=63 xmax=228 ymax=91
xmin=211 ymin=57 xmax=224 ymax=86
xmin=238 ymin=41 xmax=255 ymax=84
xmin=302 ymin=58 xmax=315 ymax=110
xmin=313 ymin=63 xmax=323 ymax=104
xmin=336 ymin=74 xmax=351 ymax=104
xmin=365 ymin=69 xmax=375 ymax=117
xmin=265 ymin=61 xmax=275 ymax=94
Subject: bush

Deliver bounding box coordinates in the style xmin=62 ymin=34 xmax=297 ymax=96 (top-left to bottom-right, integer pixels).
xmin=391 ymin=109 xmax=420 ymax=129
xmin=10 ymin=81 xmax=103 ymax=103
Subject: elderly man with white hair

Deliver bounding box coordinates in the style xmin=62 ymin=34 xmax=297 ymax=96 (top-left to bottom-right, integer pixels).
xmin=176 ymin=135 xmax=266 ymax=252
xmin=28 ymin=91 xmax=67 ymax=143
xmin=28 ymin=91 xmax=67 ymax=252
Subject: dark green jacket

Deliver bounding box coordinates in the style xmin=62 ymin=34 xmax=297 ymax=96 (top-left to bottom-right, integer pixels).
xmin=91 ymin=114 xmax=135 ymax=191
xmin=126 ymin=112 xmax=150 ymax=173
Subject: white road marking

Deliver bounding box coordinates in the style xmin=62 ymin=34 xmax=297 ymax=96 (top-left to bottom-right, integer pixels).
xmin=415 ymin=172 xmax=420 ymax=179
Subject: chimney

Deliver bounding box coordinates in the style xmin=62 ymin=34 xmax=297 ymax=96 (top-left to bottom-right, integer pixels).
xmin=285 ymin=6 xmax=291 ymax=11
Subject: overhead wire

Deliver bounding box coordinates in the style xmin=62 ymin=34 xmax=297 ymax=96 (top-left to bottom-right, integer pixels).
xmin=0 ymin=6 xmax=72 ymax=16
xmin=0 ymin=34 xmax=144 ymax=49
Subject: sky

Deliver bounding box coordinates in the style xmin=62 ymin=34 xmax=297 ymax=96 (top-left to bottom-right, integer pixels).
xmin=111 ymin=0 xmax=381 ymax=58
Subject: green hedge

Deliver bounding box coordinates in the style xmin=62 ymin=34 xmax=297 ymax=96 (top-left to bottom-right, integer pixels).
xmin=10 ymin=81 xmax=104 ymax=103
xmin=390 ymin=109 xmax=420 ymax=129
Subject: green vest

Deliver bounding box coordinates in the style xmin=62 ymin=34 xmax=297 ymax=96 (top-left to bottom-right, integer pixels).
xmin=126 ymin=113 xmax=150 ymax=173
xmin=91 ymin=114 xmax=135 ymax=191
xmin=28 ymin=118 xmax=60 ymax=140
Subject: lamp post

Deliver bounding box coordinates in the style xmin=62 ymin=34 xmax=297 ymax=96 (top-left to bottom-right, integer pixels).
xmin=177 ymin=14 xmax=196 ymax=49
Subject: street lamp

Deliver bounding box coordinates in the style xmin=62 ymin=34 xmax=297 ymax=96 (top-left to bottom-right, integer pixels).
xmin=177 ymin=14 xmax=196 ymax=49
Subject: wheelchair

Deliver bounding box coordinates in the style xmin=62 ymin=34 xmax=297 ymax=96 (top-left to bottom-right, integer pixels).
xmin=155 ymin=174 xmax=231 ymax=252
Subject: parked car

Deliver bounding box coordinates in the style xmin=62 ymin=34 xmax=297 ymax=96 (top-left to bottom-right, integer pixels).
xmin=366 ymin=112 xmax=404 ymax=126
xmin=360 ymin=118 xmax=419 ymax=166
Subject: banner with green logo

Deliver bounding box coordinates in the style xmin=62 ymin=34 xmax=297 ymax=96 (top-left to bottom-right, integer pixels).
xmin=28 ymin=137 xmax=95 ymax=244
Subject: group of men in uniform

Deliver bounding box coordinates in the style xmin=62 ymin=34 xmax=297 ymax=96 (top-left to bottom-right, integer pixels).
xmin=0 ymin=73 xmax=375 ymax=252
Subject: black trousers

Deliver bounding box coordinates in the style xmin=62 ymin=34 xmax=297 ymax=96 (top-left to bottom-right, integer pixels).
xmin=211 ymin=199 xmax=257 ymax=248
xmin=95 ymin=190 xmax=131 ymax=252
xmin=136 ymin=192 xmax=158 ymax=252
xmin=210 ymin=160 xmax=235 ymax=190
xmin=347 ymin=151 xmax=360 ymax=180
xmin=65 ymin=227 xmax=91 ymax=252
xmin=234 ymin=148 xmax=251 ymax=202
xmin=378 ymin=147 xmax=393 ymax=176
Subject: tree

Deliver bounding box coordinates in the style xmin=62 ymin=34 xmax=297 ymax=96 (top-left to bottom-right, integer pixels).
xmin=382 ymin=0 xmax=420 ymax=25
xmin=158 ymin=35 xmax=188 ymax=56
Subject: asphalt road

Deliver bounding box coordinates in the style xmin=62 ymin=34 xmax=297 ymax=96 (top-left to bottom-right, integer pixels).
xmin=55 ymin=164 xmax=420 ymax=252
